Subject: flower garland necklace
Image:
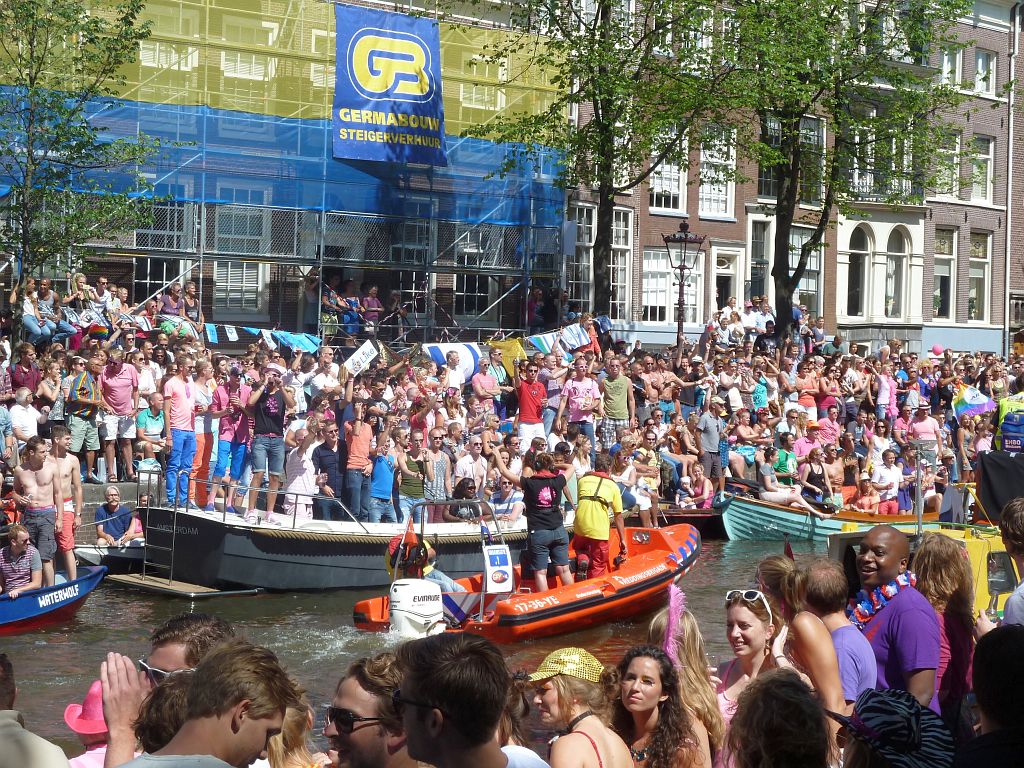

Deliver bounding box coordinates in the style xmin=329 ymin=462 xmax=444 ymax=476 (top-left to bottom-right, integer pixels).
xmin=847 ymin=571 xmax=916 ymax=629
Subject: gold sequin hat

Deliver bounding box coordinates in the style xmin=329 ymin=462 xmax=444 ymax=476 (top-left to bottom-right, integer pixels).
xmin=528 ymin=647 xmax=604 ymax=683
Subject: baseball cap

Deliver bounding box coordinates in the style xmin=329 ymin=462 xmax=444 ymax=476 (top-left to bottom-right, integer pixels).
xmin=711 ymin=396 xmax=726 ymax=405
xmin=806 ymin=421 xmax=819 ymax=429
xmin=267 ymin=363 xmax=286 ymax=375
xmin=692 ymin=356 xmax=704 ymax=364
xmin=859 ymin=471 xmax=871 ymax=481
xmin=528 ymin=647 xmax=605 ymax=683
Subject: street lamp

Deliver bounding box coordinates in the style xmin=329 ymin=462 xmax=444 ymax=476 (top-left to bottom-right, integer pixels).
xmin=662 ymin=221 xmax=706 ymax=346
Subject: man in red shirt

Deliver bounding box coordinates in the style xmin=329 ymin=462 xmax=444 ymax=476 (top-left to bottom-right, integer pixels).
xmin=514 ymin=359 xmax=547 ymax=444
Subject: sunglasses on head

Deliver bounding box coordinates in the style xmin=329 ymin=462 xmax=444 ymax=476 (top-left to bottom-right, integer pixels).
xmin=137 ymin=658 xmax=194 ymax=686
xmin=725 ymin=589 xmax=774 ymax=626
xmin=324 ymin=705 xmax=383 ymax=734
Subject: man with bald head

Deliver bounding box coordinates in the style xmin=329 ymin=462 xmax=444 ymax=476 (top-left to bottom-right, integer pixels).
xmin=850 ymin=525 xmax=940 ymax=712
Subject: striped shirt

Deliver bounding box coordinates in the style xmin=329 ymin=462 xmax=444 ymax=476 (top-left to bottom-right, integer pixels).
xmin=65 ymin=371 xmax=99 ymax=418
xmin=0 ymin=543 xmax=41 ymax=590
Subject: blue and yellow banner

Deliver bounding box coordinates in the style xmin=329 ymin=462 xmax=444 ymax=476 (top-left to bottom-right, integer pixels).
xmin=332 ymin=5 xmax=447 ymax=166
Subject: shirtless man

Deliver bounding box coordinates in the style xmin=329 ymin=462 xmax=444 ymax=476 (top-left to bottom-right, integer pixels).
xmin=50 ymin=424 xmax=83 ymax=581
xmin=822 ymin=444 xmax=845 ymax=505
xmin=14 ymin=435 xmax=64 ymax=586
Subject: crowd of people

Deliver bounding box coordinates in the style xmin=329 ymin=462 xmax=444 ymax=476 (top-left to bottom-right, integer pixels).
xmin=4 ymin=508 xmax=1024 ymax=768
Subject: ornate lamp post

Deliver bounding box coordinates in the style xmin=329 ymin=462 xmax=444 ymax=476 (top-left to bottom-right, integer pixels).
xmin=662 ymin=222 xmax=706 ymax=346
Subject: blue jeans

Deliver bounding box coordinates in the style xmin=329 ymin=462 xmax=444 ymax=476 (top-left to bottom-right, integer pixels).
xmin=571 ymin=420 xmax=597 ymax=466
xmin=49 ymin=319 xmax=76 ymax=346
xmin=425 ymin=569 xmax=466 ymax=593
xmin=167 ymin=428 xmax=197 ymax=506
xmin=344 ymin=468 xmax=371 ymax=521
xmin=398 ymin=494 xmax=424 ymax=523
xmin=542 ymin=406 xmax=558 ymax=435
xmin=314 ymin=497 xmax=346 ymax=522
xmin=23 ymin=315 xmax=52 ymax=345
xmin=368 ymin=497 xmax=397 ymax=523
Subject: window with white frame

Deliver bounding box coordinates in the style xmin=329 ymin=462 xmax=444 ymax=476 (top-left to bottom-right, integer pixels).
xmin=975 ymin=49 xmax=996 ymax=95
xmin=649 ymin=154 xmax=686 ymax=214
xmin=310 ymin=30 xmax=334 ymax=88
xmin=939 ymin=47 xmax=961 ymax=85
xmin=213 ymin=188 xmax=268 ymax=315
xmin=610 ymin=208 xmax=632 ymax=321
xmin=972 ymin=136 xmax=994 ymax=203
xmin=568 ymin=205 xmax=595 ymax=310
xmin=933 ymin=228 xmax=955 ymax=320
xmin=788 ymin=227 xmax=821 ymax=316
xmin=641 ymin=248 xmax=699 ymax=324
xmin=884 ymin=229 xmax=907 ymax=318
xmin=934 ymin=133 xmax=959 ymax=197
xmin=799 ymin=117 xmax=825 ymax=206
xmin=969 ymin=232 xmax=990 ymax=322
xmin=698 ymin=127 xmax=735 ymax=217
xmin=846 ymin=226 xmax=870 ymax=317
xmin=140 ymin=41 xmax=199 ymax=71
xmin=758 ymin=115 xmax=782 ymax=199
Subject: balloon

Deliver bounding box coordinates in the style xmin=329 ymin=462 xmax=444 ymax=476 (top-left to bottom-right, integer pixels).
xmin=931 ymin=344 xmax=944 ymax=356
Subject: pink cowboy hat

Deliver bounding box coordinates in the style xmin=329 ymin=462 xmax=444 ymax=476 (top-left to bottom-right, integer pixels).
xmin=64 ymin=680 xmax=107 ymax=735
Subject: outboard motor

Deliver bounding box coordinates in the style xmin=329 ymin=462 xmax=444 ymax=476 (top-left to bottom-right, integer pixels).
xmin=388 ymin=578 xmax=444 ymax=639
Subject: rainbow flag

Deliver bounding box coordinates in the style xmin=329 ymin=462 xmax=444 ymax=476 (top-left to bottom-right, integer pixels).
xmin=953 ymin=385 xmax=996 ymax=421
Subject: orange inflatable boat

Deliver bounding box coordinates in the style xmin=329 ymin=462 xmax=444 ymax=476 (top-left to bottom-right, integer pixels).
xmin=353 ymin=524 xmax=701 ymax=644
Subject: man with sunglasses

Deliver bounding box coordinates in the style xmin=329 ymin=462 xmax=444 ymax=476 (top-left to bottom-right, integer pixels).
xmin=325 ymin=652 xmax=415 ymax=768
xmin=102 ymin=612 xmax=237 ymax=766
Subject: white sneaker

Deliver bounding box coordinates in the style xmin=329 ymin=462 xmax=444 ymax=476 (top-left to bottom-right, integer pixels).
xmin=243 ymin=509 xmax=261 ymax=525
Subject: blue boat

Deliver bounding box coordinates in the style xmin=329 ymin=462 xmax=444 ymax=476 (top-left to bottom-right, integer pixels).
xmin=0 ymin=566 xmax=107 ymax=635
xmin=720 ymin=493 xmax=939 ymax=543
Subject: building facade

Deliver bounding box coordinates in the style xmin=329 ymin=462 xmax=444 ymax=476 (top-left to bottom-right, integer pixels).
xmin=570 ymin=0 xmax=1014 ymax=355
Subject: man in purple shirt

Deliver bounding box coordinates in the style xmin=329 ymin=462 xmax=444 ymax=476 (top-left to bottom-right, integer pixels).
xmin=853 ymin=525 xmax=940 ymax=712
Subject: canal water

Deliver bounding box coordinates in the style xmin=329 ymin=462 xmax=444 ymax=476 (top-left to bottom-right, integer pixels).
xmin=2 ymin=538 xmax=822 ymax=759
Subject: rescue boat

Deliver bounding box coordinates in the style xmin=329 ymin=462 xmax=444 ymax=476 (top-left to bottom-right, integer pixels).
xmin=353 ymin=523 xmax=701 ymax=644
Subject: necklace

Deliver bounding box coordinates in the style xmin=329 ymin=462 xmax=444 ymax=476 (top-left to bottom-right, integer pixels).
xmin=561 ymin=710 xmax=594 ymax=735
xmin=847 ymin=571 xmax=917 ymax=629
xmin=629 ymin=744 xmax=649 ymax=762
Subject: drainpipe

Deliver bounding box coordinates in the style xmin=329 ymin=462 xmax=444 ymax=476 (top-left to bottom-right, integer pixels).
xmin=1004 ymin=3 xmax=1019 ymax=356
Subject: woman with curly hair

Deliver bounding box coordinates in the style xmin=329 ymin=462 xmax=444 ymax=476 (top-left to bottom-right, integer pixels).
xmin=913 ymin=533 xmax=975 ymax=738
xmin=613 ymin=645 xmax=705 ymax=768
xmin=649 ymin=590 xmax=724 ymax=763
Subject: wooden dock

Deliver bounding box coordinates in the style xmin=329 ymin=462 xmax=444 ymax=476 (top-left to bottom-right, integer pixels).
xmin=105 ymin=573 xmax=261 ymax=599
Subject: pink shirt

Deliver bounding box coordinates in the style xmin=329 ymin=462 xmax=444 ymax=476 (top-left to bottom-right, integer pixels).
xmin=561 ymin=377 xmax=600 ymax=423
xmin=212 ymin=383 xmax=252 ymax=443
xmin=817 ymin=417 xmax=841 ymax=446
xmin=69 ymin=744 xmax=108 ymax=768
xmin=99 ymin=363 xmax=139 ymax=416
xmin=908 ymin=416 xmax=942 ymax=444
xmin=163 ymin=376 xmax=196 ymax=431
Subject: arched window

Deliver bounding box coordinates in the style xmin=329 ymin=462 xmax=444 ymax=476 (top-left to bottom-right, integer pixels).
xmin=847 ymin=226 xmax=870 ymax=317
xmin=885 ymin=229 xmax=908 ymax=318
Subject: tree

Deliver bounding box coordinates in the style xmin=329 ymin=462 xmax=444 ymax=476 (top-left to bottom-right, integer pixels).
xmin=0 ymin=0 xmax=157 ymax=277
xmin=458 ymin=0 xmax=739 ymax=317
xmin=727 ymin=0 xmax=970 ymax=338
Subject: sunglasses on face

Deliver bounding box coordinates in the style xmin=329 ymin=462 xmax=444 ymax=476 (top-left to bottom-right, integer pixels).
xmin=324 ymin=705 xmax=383 ymax=734
xmin=137 ymin=658 xmax=194 ymax=686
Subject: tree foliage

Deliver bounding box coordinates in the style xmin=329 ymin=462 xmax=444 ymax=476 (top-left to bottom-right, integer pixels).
xmin=726 ymin=0 xmax=971 ymax=336
xmin=459 ymin=0 xmax=739 ymax=316
xmin=0 ymin=0 xmax=157 ymax=274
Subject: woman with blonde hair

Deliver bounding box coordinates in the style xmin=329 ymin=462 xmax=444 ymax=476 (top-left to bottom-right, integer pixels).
xmin=649 ymin=587 xmax=723 ymax=765
xmin=529 ymin=647 xmax=632 ymax=768
xmin=266 ymin=693 xmax=330 ymax=768
xmin=913 ymin=533 xmax=975 ymax=738
xmin=755 ymin=556 xmax=846 ymax=749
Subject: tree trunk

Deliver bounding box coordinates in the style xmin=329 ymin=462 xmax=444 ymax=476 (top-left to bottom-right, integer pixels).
xmin=770 ymin=112 xmax=804 ymax=341
xmin=592 ymin=179 xmax=615 ymax=316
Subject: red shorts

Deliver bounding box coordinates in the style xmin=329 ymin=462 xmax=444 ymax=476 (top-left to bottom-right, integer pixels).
xmin=573 ymin=535 xmax=610 ymax=578
xmin=877 ymin=499 xmax=899 ymax=516
xmin=56 ymin=505 xmax=76 ymax=553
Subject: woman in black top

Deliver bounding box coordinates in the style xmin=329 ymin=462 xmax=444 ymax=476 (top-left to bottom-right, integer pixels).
xmin=492 ymin=450 xmax=573 ymax=593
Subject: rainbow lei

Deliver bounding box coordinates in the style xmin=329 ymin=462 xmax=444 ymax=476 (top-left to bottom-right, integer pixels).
xmin=846 ymin=572 xmax=917 ymax=630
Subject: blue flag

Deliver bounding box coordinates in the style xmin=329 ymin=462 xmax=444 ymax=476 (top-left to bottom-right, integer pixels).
xmin=332 ymin=5 xmax=447 ymax=166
